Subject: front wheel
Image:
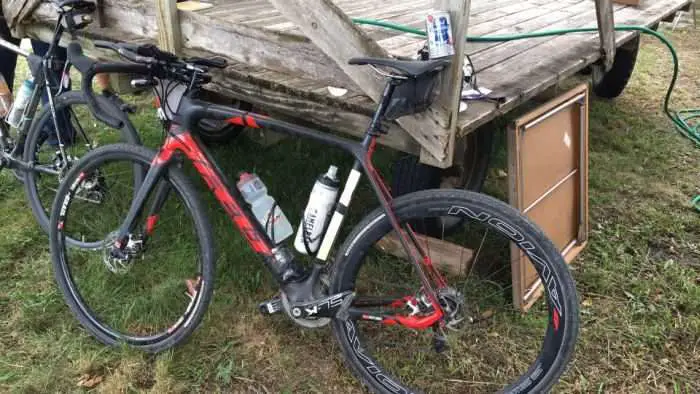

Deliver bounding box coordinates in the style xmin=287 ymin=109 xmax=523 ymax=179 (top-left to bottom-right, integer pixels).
xmin=331 ymin=189 xmax=579 ymax=393
xmin=49 ymin=144 xmax=215 ymax=353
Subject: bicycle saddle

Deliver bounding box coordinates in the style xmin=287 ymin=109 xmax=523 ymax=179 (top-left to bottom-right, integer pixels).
xmin=348 ymin=57 xmax=450 ymax=78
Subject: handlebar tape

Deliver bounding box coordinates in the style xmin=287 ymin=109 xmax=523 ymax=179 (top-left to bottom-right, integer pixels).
xmin=67 ymin=42 xmax=150 ymax=129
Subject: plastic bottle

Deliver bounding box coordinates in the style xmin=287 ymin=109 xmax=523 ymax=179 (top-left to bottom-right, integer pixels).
xmin=6 ymin=79 xmax=34 ymax=128
xmin=237 ymin=172 xmax=294 ymax=244
xmin=294 ymin=166 xmax=340 ymax=255
xmin=0 ymin=75 xmax=12 ymax=118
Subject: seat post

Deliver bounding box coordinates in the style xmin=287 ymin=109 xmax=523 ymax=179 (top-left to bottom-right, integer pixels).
xmin=363 ymin=80 xmax=397 ymax=143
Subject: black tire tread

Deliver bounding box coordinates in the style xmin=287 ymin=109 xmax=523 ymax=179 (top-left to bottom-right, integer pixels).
xmin=593 ymin=35 xmax=641 ymax=99
xmin=391 ymin=127 xmax=492 ymax=196
xmin=23 ymin=91 xmax=140 ymax=242
xmin=49 ymin=143 xmax=216 ymax=353
xmin=331 ymin=189 xmax=579 ymax=393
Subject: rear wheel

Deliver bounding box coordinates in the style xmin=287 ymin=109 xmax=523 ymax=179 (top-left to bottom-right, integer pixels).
xmin=49 ymin=144 xmax=215 ymax=353
xmin=331 ymin=189 xmax=579 ymax=393
xmin=23 ymin=91 xmax=141 ymax=247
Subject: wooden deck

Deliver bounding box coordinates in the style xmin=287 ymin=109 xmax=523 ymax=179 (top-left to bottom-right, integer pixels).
xmin=16 ymin=0 xmax=693 ymax=155
xmin=193 ymin=0 xmax=691 ymax=137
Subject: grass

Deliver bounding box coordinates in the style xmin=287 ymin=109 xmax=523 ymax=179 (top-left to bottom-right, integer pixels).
xmin=1 ymin=22 xmax=700 ymax=393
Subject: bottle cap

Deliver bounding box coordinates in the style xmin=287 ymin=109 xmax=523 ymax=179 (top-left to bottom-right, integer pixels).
xmin=237 ymin=172 xmax=254 ymax=187
xmin=326 ymin=165 xmax=338 ymax=181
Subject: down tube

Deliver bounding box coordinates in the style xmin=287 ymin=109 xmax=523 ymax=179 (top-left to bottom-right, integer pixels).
xmin=162 ymin=131 xmax=274 ymax=256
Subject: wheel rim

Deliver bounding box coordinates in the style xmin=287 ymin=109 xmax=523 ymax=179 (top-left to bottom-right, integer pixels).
xmin=28 ymin=104 xmax=130 ymax=248
xmin=55 ymin=156 xmax=206 ymax=344
xmin=335 ymin=202 xmax=570 ymax=393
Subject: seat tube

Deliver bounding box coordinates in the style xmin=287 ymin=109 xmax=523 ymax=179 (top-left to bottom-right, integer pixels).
xmin=363 ymin=81 xmax=396 ymax=146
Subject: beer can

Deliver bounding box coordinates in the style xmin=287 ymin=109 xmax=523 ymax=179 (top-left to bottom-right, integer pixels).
xmin=425 ymin=11 xmax=455 ymax=59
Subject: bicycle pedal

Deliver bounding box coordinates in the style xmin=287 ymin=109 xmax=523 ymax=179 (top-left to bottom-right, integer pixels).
xmin=258 ymin=297 xmax=283 ymax=316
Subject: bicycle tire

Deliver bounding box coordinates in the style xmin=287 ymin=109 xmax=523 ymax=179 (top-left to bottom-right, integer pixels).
xmin=330 ymin=189 xmax=579 ymax=393
xmin=23 ymin=91 xmax=141 ymax=248
xmin=49 ymin=143 xmax=215 ymax=353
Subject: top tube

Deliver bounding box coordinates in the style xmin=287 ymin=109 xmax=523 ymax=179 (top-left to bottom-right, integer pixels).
xmin=0 ymin=37 xmax=30 ymax=58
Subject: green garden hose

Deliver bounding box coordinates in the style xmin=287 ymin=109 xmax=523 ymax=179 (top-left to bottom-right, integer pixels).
xmin=351 ymin=18 xmax=700 ymax=211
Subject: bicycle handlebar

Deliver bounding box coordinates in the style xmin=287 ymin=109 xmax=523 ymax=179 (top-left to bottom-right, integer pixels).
xmin=67 ymin=39 xmax=223 ymax=128
xmin=67 ymin=42 xmax=151 ymax=129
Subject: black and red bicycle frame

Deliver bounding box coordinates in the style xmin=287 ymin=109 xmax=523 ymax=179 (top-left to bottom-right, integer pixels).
xmin=108 ymin=81 xmax=447 ymax=330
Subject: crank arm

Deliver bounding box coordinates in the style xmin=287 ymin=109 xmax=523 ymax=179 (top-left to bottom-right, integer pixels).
xmin=287 ymin=291 xmax=354 ymax=320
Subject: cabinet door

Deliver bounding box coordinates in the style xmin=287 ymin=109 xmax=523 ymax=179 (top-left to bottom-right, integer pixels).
xmin=508 ymin=84 xmax=589 ymax=311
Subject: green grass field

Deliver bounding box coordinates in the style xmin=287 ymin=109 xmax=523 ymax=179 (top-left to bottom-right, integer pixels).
xmin=1 ymin=23 xmax=699 ymax=393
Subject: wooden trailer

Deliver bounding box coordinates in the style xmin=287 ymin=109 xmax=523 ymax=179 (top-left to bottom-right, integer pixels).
xmin=1 ymin=0 xmax=694 ymax=178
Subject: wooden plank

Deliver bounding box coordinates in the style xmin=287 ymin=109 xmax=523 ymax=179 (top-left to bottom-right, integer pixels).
xmin=268 ymin=0 xmax=450 ymax=163
xmin=1 ymin=0 xmax=40 ymax=32
xmin=471 ymin=2 xmax=625 ymax=74
xmin=421 ymin=0 xmax=471 ymax=168
xmin=155 ymin=0 xmax=182 ymax=53
xmin=384 ymin=0 xmax=575 ymax=60
xmin=376 ymin=233 xmax=474 ymax=276
xmin=270 ymin=0 xmax=433 ymax=39
xmin=456 ymin=0 xmax=690 ymax=135
xmin=595 ymin=0 xmax=616 ymax=71
xmin=28 ymin=1 xmax=356 ymax=88
xmin=95 ymin=0 xmax=106 ymax=28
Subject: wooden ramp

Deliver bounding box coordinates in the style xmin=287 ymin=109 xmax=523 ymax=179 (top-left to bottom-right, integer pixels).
xmin=190 ymin=0 xmax=690 ymax=133
xmin=17 ymin=0 xmax=693 ymax=156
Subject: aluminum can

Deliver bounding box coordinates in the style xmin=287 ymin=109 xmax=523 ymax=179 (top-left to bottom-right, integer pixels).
xmin=425 ymin=11 xmax=455 ymax=59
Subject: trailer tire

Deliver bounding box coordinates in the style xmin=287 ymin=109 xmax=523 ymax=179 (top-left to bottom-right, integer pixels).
xmin=592 ymin=35 xmax=641 ymax=99
xmin=391 ymin=126 xmax=493 ymax=195
xmin=195 ymin=91 xmax=253 ymax=144
xmin=391 ymin=127 xmax=493 ymax=235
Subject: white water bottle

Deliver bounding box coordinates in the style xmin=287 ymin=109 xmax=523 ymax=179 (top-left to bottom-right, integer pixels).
xmin=6 ymin=79 xmax=34 ymax=128
xmin=294 ymin=165 xmax=340 ymax=255
xmin=237 ymin=172 xmax=294 ymax=244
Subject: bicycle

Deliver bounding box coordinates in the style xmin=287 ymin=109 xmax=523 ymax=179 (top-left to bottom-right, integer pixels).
xmin=50 ymin=40 xmax=579 ymax=393
xmin=0 ymin=0 xmax=139 ymax=247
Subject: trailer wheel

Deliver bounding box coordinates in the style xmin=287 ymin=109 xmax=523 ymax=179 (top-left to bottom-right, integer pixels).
xmin=392 ymin=126 xmax=493 ymax=195
xmin=592 ymin=35 xmax=641 ymax=99
xmin=391 ymin=127 xmax=493 ymax=235
xmin=195 ymin=91 xmax=253 ymax=143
